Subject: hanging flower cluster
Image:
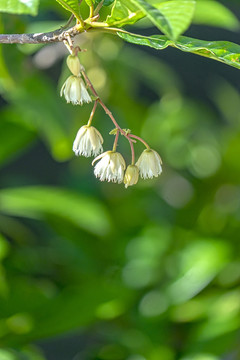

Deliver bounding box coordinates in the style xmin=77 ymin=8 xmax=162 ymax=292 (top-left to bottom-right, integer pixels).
xmin=61 ymin=46 xmax=162 ymax=188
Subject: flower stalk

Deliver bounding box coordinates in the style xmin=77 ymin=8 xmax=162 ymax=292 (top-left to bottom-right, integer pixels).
xmin=61 ymin=43 xmax=163 ymax=188
xmin=87 ymin=101 xmax=98 ymax=127
xmin=112 ymin=130 xmax=120 ymax=152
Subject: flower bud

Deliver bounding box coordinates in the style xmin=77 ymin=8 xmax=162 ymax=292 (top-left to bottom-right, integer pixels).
xmin=73 ymin=125 xmax=103 ymax=157
xmin=124 ymin=165 xmax=139 ymax=188
xmin=136 ymin=149 xmax=162 ymax=179
xmin=67 ymin=55 xmax=81 ymax=76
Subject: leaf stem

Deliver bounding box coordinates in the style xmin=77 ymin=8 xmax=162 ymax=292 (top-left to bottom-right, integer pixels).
xmin=89 ymin=4 xmax=95 ymax=18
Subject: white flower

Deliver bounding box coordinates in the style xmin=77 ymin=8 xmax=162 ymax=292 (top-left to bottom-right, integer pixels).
xmin=136 ymin=149 xmax=162 ymax=179
xmin=73 ymin=125 xmax=103 ymax=157
xmin=124 ymin=165 xmax=139 ymax=188
xmin=60 ymin=75 xmax=92 ymax=105
xmin=92 ymin=151 xmax=126 ymax=183
xmin=67 ymin=55 xmax=81 ymax=76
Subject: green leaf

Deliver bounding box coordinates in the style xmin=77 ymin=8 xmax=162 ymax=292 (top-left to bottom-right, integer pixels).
xmin=128 ymin=0 xmax=196 ymax=40
xmin=0 ymin=0 xmax=39 ymax=16
xmin=55 ymin=0 xmax=81 ymax=20
xmin=96 ymin=0 xmax=114 ymax=5
xmin=0 ymin=186 xmax=111 ymax=236
xmin=117 ymin=31 xmax=240 ymax=70
xmin=194 ymin=0 xmax=240 ymax=31
xmin=106 ymin=0 xmax=143 ymax=27
xmin=156 ymin=0 xmax=196 ymax=39
xmin=85 ymin=0 xmax=94 ymax=6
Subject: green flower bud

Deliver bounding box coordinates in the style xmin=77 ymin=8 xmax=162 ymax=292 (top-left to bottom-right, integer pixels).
xmin=67 ymin=55 xmax=81 ymax=76
xmin=124 ymin=165 xmax=139 ymax=188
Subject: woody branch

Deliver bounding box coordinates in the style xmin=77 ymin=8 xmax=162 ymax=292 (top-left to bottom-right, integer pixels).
xmin=0 ymin=26 xmax=80 ymax=44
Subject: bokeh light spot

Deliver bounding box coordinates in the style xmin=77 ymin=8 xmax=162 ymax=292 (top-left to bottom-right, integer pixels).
xmin=215 ymin=184 xmax=240 ymax=213
xmin=161 ymin=173 xmax=194 ymax=208
xmin=171 ymin=299 xmax=206 ymax=322
xmin=0 ymin=350 xmax=16 ymax=360
xmin=190 ymin=145 xmax=221 ymax=178
xmin=88 ymin=67 xmax=107 ymax=91
xmin=96 ymin=38 xmax=121 ymax=60
xmin=180 ymin=354 xmax=219 ymax=360
xmin=122 ymin=259 xmax=156 ymax=288
xmin=6 ymin=313 xmax=33 ymax=334
xmin=139 ymin=290 xmax=168 ymax=317
xmin=96 ymin=300 xmax=125 ymax=319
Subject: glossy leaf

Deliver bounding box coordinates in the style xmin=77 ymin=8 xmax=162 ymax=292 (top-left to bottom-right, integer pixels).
xmin=106 ymin=0 xmax=143 ymax=27
xmin=0 ymin=187 xmax=111 ymax=236
xmin=85 ymin=0 xmax=94 ymax=6
xmin=117 ymin=31 xmax=240 ymax=70
xmin=0 ymin=0 xmax=39 ymax=15
xmin=194 ymin=0 xmax=240 ymax=30
xmin=129 ymin=0 xmax=196 ymax=40
xmin=55 ymin=0 xmax=81 ymax=20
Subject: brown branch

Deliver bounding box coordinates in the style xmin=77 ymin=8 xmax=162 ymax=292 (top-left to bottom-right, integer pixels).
xmin=0 ymin=26 xmax=81 ymax=44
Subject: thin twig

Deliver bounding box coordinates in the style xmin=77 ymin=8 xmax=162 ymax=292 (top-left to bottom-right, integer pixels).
xmin=129 ymin=134 xmax=150 ymax=149
xmin=81 ymin=68 xmax=136 ymax=156
xmin=127 ymin=135 xmax=135 ymax=164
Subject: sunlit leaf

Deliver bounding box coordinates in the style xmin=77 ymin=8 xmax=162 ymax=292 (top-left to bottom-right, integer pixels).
xmin=55 ymin=0 xmax=81 ymax=20
xmin=129 ymin=0 xmax=196 ymax=40
xmin=117 ymin=32 xmax=240 ymax=70
xmin=0 ymin=186 xmax=111 ymax=236
xmin=0 ymin=0 xmax=39 ymax=16
xmin=106 ymin=0 xmax=143 ymax=27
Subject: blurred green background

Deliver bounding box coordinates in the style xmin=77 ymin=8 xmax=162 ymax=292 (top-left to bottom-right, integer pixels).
xmin=0 ymin=1 xmax=240 ymax=359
